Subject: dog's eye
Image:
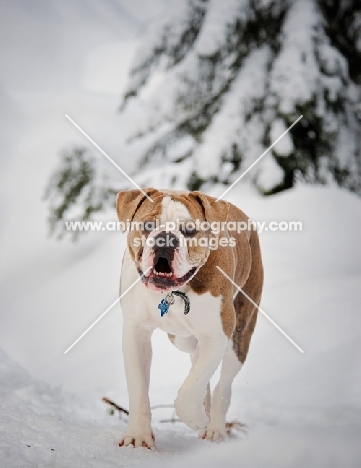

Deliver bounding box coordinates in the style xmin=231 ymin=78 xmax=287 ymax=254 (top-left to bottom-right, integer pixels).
xmin=181 ymin=226 xmax=197 ymax=237
xmin=142 ymin=221 xmax=154 ymax=234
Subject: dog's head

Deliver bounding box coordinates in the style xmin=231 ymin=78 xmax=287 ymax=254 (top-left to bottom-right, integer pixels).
xmin=116 ymin=188 xmax=229 ymax=292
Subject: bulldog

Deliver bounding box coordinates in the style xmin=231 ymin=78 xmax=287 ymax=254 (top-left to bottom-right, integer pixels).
xmin=116 ymin=188 xmax=263 ymax=448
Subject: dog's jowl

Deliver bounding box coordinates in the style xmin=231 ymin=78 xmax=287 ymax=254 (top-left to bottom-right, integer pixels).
xmin=116 ymin=188 xmax=263 ymax=448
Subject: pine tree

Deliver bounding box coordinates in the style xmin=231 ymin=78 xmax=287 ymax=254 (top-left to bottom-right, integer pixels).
xmin=45 ymin=0 xmax=361 ymax=237
xmin=44 ymin=147 xmax=117 ymax=239
xmin=121 ymin=0 xmax=361 ymax=194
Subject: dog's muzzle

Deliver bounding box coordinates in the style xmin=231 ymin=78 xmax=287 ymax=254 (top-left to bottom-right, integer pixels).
xmin=139 ymin=231 xmax=197 ymax=291
xmin=153 ymin=232 xmax=179 ymax=274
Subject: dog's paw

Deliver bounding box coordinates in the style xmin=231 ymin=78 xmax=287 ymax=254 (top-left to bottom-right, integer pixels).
xmin=199 ymin=426 xmax=226 ymax=442
xmin=174 ymin=393 xmax=210 ymax=430
xmin=119 ymin=431 xmax=155 ymax=449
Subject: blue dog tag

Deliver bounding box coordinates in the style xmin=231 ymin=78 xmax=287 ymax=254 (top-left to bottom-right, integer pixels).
xmin=158 ymin=299 xmax=169 ymax=317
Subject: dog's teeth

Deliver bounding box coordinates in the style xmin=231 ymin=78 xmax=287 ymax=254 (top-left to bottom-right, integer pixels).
xmin=152 ymin=270 xmax=173 ymax=277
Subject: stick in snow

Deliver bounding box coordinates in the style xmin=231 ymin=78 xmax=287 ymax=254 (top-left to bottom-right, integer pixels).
xmin=102 ymin=397 xmax=129 ymax=417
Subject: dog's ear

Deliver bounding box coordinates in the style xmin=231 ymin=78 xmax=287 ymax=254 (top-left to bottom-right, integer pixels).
xmin=116 ymin=188 xmax=157 ymax=231
xmin=191 ymin=191 xmax=252 ymax=286
xmin=190 ymin=192 xmax=230 ymax=225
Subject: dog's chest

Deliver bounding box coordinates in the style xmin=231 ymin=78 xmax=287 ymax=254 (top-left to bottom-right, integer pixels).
xmin=121 ymin=249 xmax=224 ymax=337
xmin=144 ymin=289 xmax=223 ymax=337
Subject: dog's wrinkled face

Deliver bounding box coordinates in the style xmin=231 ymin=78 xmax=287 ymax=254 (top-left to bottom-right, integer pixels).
xmin=116 ymin=189 xmax=228 ymax=292
xmin=137 ymin=195 xmax=210 ymax=291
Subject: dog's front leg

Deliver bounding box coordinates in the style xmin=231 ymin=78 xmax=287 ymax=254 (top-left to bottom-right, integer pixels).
xmin=174 ymin=334 xmax=228 ymax=430
xmin=119 ymin=322 xmax=154 ymax=449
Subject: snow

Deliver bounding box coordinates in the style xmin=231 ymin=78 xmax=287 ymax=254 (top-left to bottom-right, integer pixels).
xmin=1 ymin=1 xmax=361 ymax=466
xmin=193 ymin=0 xmax=244 ymax=55
xmin=270 ymin=0 xmax=319 ymax=115
xmin=122 ymin=0 xmax=194 ymax=101
xmin=121 ymin=0 xmax=250 ymax=145
xmin=194 ymin=46 xmax=272 ymax=178
xmin=269 ymin=119 xmax=294 ymax=157
xmin=2 ymin=343 xmax=360 ymax=468
xmin=254 ymin=153 xmax=284 ymax=192
xmin=1 ymin=183 xmax=361 ymax=466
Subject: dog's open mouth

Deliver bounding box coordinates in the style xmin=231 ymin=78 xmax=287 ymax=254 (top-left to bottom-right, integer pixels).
xmin=139 ymin=256 xmax=197 ymax=291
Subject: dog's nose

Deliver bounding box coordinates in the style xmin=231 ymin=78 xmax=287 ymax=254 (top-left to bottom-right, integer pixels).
xmin=153 ymin=232 xmax=179 ymax=257
xmin=152 ymin=232 xmax=178 ymax=275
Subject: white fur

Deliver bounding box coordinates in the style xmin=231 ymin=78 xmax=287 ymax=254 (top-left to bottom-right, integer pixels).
xmin=160 ymin=195 xmax=190 ymax=224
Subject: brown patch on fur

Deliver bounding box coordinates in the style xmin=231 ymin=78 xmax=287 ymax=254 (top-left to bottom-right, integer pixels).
xmin=186 ymin=194 xmax=263 ymax=361
xmin=116 ymin=188 xmax=163 ymax=262
xmin=116 ymin=188 xmax=160 ymax=227
xmin=232 ymin=228 xmax=263 ymax=363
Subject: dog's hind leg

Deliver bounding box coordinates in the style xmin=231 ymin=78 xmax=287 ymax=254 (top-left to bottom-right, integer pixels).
xmin=199 ymin=341 xmax=242 ymax=442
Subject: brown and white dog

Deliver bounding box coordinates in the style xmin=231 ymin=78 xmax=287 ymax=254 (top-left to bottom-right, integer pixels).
xmin=116 ymin=188 xmax=263 ymax=448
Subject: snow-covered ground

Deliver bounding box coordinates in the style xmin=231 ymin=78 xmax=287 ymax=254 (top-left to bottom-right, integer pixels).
xmin=1 ymin=182 xmax=361 ymax=467
xmin=1 ymin=1 xmax=361 ymax=467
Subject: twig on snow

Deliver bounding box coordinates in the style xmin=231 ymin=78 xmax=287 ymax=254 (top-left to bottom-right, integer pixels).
xmin=102 ymin=397 xmax=129 ymax=418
